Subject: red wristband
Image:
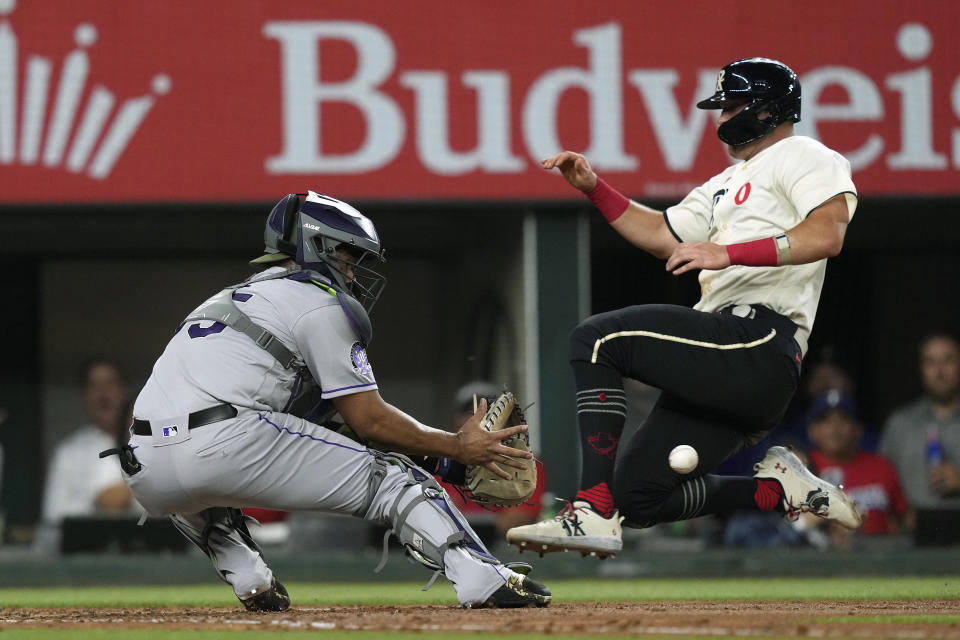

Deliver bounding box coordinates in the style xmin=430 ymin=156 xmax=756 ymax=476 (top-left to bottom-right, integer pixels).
xmin=726 ymin=237 xmax=778 ymax=267
xmin=586 ymin=177 xmax=629 ymax=223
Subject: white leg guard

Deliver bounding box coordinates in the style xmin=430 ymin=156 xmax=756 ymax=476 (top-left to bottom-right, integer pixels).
xmin=170 ymin=508 xmax=274 ymax=599
xmin=442 ymin=546 xmax=513 ymax=606
xmin=364 ymin=453 xmax=510 ymax=606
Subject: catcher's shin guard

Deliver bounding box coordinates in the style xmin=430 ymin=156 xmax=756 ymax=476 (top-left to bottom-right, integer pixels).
xmin=170 ymin=508 xmax=277 ymax=602
xmin=366 ymin=452 xmax=498 ymax=588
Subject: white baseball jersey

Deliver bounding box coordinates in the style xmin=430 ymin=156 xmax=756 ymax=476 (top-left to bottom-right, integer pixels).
xmin=664 ymin=135 xmax=858 ymax=355
xmin=134 ymin=267 xmax=377 ymax=420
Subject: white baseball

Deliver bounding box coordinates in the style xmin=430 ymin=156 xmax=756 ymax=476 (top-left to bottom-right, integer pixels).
xmin=669 ymin=445 xmax=699 ymax=474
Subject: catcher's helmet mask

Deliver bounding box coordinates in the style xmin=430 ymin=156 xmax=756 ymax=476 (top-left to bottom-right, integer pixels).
xmin=697 ymin=57 xmax=801 ymax=147
xmin=252 ymin=192 xmax=387 ymax=313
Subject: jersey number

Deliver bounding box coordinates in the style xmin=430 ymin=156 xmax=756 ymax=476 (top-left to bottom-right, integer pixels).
xmin=183 ymin=291 xmax=252 ymax=339
xmin=188 ymin=322 xmax=226 ymax=338
xmin=735 ymin=182 xmax=751 ymax=205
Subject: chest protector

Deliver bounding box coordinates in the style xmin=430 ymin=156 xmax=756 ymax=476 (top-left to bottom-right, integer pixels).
xmin=181 ymin=266 xmax=372 ymax=422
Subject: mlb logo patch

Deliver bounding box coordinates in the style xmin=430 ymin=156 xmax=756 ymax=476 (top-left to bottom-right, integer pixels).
xmin=162 ymin=426 xmax=179 ymax=438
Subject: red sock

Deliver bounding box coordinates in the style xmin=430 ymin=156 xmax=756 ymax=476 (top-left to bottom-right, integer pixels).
xmin=576 ymin=482 xmax=615 ymax=518
xmin=754 ymin=478 xmax=784 ymax=511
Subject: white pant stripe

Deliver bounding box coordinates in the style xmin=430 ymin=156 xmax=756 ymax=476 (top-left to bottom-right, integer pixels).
xmin=590 ymin=328 xmax=777 ymax=363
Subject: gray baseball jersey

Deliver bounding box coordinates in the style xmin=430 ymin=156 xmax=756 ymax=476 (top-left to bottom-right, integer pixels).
xmin=125 ymin=267 xmax=514 ymax=606
xmin=664 ymin=135 xmax=858 ymax=355
xmin=134 ymin=266 xmax=376 ymax=421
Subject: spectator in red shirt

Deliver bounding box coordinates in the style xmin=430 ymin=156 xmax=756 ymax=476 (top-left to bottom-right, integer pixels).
xmin=807 ymin=390 xmax=912 ymax=542
xmin=437 ymin=382 xmax=545 ymax=541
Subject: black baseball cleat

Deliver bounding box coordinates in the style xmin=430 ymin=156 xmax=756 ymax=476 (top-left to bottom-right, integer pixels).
xmin=240 ymin=578 xmax=291 ymax=612
xmin=473 ymin=573 xmax=552 ymax=609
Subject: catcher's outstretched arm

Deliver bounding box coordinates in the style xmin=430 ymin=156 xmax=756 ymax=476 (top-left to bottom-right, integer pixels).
xmin=333 ymin=390 xmax=531 ymax=479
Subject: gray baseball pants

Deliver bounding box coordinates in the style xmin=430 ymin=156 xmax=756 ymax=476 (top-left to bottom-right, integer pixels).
xmin=123 ymin=407 xmax=512 ymax=606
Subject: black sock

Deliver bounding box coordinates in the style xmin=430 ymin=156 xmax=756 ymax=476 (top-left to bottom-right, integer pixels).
xmin=571 ymin=360 xmax=625 ymax=514
xmin=654 ymin=475 xmax=777 ymax=522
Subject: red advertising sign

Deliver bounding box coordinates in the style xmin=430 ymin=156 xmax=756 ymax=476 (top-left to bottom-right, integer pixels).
xmin=1 ymin=0 xmax=959 ymax=203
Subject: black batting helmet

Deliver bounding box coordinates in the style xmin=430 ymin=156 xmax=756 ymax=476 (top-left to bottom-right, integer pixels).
xmin=697 ymin=58 xmax=801 ymax=146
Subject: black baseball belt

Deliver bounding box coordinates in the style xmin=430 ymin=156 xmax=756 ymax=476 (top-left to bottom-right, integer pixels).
xmin=131 ymin=403 xmax=238 ymax=436
xmin=717 ymin=304 xmax=797 ymax=339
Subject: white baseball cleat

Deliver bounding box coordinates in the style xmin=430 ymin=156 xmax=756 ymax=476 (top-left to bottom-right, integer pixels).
xmin=506 ymin=500 xmax=623 ymax=558
xmin=754 ymin=445 xmax=863 ymax=530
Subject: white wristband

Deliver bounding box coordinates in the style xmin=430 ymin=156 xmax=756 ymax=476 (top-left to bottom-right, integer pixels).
xmin=774 ymin=234 xmax=792 ymax=265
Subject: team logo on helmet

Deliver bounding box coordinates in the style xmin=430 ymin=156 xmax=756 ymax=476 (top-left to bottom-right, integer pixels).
xmin=716 ymin=68 xmax=725 ymax=92
xmin=350 ymin=341 xmax=371 ymax=375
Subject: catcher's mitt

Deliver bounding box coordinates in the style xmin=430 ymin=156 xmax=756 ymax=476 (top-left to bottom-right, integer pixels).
xmin=463 ymin=390 xmax=537 ymax=507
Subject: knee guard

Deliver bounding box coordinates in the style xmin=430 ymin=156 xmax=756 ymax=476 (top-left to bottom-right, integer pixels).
xmin=170 ymin=507 xmax=263 ymax=561
xmin=366 ymin=452 xmax=498 ymax=589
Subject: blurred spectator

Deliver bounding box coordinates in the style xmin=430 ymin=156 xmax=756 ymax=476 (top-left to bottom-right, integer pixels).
xmin=805 ymin=358 xmax=855 ymax=400
xmin=41 ymin=358 xmax=138 ymax=529
xmin=723 ymin=511 xmax=813 ymax=549
xmin=807 ymin=390 xmax=911 ymax=542
xmin=436 ymin=381 xmax=545 ymax=542
xmin=880 ymin=332 xmax=960 ymax=509
xmin=715 ymin=354 xmax=856 ymax=477
xmin=242 ymin=507 xmax=291 ymax=547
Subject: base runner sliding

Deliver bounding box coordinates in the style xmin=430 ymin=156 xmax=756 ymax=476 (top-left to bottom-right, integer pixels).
xmin=507 ymin=57 xmax=863 ymax=557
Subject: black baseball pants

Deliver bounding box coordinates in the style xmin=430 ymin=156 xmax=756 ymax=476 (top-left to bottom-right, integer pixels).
xmin=569 ymin=303 xmax=801 ymax=527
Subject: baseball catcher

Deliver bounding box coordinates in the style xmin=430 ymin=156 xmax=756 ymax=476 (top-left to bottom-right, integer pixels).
xmin=106 ymin=192 xmax=551 ymax=610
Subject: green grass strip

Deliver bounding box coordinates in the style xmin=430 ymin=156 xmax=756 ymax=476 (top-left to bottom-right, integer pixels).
xmin=1 ymin=577 xmax=958 ymax=608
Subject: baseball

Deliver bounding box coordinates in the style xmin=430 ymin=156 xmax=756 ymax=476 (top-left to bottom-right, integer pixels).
xmin=669 ymin=445 xmax=699 ymax=474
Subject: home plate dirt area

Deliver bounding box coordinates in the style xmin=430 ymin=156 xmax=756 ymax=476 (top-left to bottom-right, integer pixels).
xmin=3 ymin=601 xmax=960 ymax=636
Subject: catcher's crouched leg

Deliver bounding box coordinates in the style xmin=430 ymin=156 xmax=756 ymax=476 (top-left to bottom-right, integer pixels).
xmin=170 ymin=508 xmax=289 ymax=611
xmin=362 ymin=452 xmax=549 ymax=607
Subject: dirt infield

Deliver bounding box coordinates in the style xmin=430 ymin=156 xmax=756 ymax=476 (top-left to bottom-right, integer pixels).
xmin=3 ymin=600 xmax=960 ymax=636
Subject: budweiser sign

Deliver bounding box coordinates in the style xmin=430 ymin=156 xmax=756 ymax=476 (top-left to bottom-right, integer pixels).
xmin=1 ymin=0 xmax=958 ymax=203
